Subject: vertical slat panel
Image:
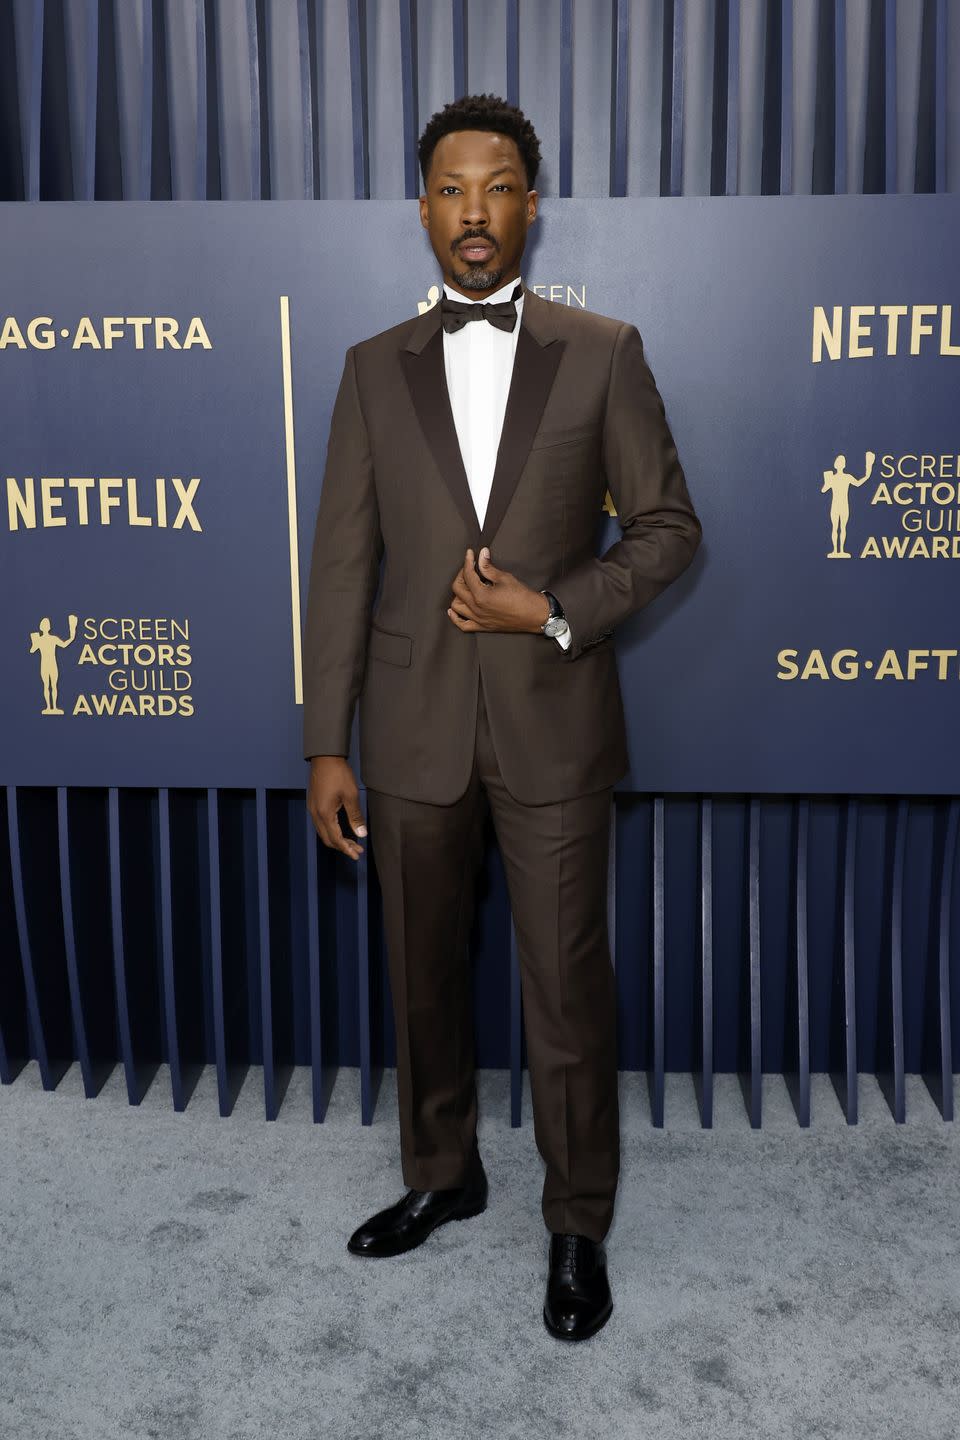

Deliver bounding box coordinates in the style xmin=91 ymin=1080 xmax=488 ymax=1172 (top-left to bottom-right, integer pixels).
xmin=725 ymin=0 xmax=740 ymax=193
xmin=348 ymin=0 xmax=369 ymax=199
xmin=246 ymin=0 xmax=269 ymax=199
xmin=883 ymin=0 xmax=896 ymax=192
xmin=792 ymin=798 xmax=811 ymax=1125
xmin=306 ymin=809 xmax=322 ymax=1118
xmin=917 ymin=0 xmax=946 ymax=193
xmin=780 ymin=0 xmax=793 ymax=193
xmin=108 ymin=788 xmax=157 ymax=1103
xmin=743 ymin=796 xmax=762 ymax=1126
xmin=8 ymin=786 xmax=69 ymax=1088
xmin=195 ymin=0 xmax=221 ymax=199
xmin=558 ymin=0 xmax=573 ymax=195
xmin=832 ymin=796 xmax=858 ymax=1121
xmin=607 ymin=803 xmax=617 ymax=979
xmin=82 ymin=0 xmax=98 ymax=200
xmin=158 ymin=788 xmax=189 ymax=1110
xmin=306 ymin=809 xmax=330 ymax=1123
xmin=758 ymin=0 xmax=782 ymax=193
xmin=302 ymin=0 xmax=321 ymax=198
xmin=863 ymin=0 xmax=883 ymax=191
xmin=664 ymin=0 xmax=685 ymax=195
xmin=213 ymin=789 xmax=252 ymax=1111
xmin=926 ymin=797 xmax=957 ymax=1119
xmin=93 ymin=0 xmax=123 ymax=198
xmin=255 ymin=787 xmax=277 ymax=1118
xmin=648 ymin=797 xmax=665 ymax=1126
xmin=195 ymin=0 xmax=208 ymax=198
xmin=933 ymin=0 xmax=945 ymax=193
xmin=57 ymin=787 xmax=105 ymax=1097
xmin=138 ymin=0 xmax=153 ymax=199
xmin=107 ymin=786 xmax=133 ymax=1098
xmin=708 ymin=0 xmax=728 ymax=195
xmin=148 ymin=0 xmax=171 ymax=197
xmin=452 ymin=0 xmax=467 ymax=101
xmin=27 ymin=0 xmax=45 ymax=200
xmin=0 ymin=788 xmax=29 ymax=1082
xmin=610 ymin=0 xmax=629 ymax=195
xmin=835 ymin=0 xmax=847 ymax=192
xmin=505 ymin=0 xmax=519 ymax=107
xmin=254 ymin=790 xmax=300 ymax=1118
xmin=880 ymin=797 xmax=907 ymax=1121
xmin=698 ymin=797 xmax=714 ymax=1128
xmin=257 ymin=0 xmax=271 ymax=199
xmin=810 ymin=0 xmax=831 ymax=191
xmin=0 ymin=0 xmax=24 ymax=200
xmin=399 ymin=0 xmax=418 ymax=198
xmin=510 ymin=917 xmax=522 ymax=1126
xmin=0 ymin=947 xmax=27 ymax=1083
xmin=208 ymin=788 xmax=231 ymax=1114
xmin=297 ymin=0 xmax=315 ymax=198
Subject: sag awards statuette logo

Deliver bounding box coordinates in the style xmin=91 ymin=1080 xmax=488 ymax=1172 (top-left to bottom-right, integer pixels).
xmin=822 ymin=451 xmax=875 ymax=557
xmin=28 ymin=615 xmax=194 ymax=718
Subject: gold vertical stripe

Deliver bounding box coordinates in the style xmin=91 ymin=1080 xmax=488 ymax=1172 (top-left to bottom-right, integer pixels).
xmin=280 ymin=295 xmax=303 ymax=704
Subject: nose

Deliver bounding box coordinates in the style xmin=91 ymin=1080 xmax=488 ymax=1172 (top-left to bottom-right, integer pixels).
xmin=460 ymin=190 xmax=489 ymax=229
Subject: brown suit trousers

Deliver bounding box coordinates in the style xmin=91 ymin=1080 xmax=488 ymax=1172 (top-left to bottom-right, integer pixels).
xmin=302 ymin=285 xmax=701 ymax=1240
xmin=366 ymin=672 xmax=619 ymax=1242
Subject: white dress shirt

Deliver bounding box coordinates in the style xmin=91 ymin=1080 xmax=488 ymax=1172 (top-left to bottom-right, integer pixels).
xmin=441 ymin=274 xmax=572 ymax=650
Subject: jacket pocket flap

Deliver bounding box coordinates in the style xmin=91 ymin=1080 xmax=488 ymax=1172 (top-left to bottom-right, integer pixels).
xmin=529 ymin=424 xmax=597 ymax=452
xmin=368 ymin=624 xmax=412 ymax=667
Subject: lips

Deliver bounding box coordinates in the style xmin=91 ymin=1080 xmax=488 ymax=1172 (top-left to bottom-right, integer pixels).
xmin=459 ymin=241 xmax=494 ymax=260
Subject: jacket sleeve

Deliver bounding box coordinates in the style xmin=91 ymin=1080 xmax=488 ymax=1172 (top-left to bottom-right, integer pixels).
xmin=546 ymin=322 xmax=701 ymax=662
xmin=302 ymin=345 xmax=383 ymax=759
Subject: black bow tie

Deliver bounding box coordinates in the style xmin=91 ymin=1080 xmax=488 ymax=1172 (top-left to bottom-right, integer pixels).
xmin=439 ymin=282 xmax=522 ymax=334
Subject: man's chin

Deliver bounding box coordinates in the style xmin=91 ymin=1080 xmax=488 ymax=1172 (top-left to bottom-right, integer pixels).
xmin=450 ymin=265 xmax=504 ymax=292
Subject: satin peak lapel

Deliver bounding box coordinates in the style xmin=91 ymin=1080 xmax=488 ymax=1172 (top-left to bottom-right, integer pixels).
xmin=399 ymin=313 xmax=476 ymax=543
xmin=480 ymin=314 xmax=566 ymax=549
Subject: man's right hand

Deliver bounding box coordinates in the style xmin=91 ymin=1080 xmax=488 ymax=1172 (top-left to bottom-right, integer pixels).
xmin=307 ymin=756 xmax=367 ymax=861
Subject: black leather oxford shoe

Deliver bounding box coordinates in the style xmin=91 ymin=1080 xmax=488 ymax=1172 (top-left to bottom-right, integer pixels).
xmin=543 ymin=1232 xmax=613 ymax=1341
xmin=346 ymin=1154 xmax=488 ymax=1258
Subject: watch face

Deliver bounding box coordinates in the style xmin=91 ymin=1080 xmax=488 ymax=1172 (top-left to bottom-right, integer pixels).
xmin=544 ymin=617 xmax=569 ymax=638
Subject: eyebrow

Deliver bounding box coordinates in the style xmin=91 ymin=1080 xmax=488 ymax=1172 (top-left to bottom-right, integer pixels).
xmin=436 ymin=166 xmax=517 ymax=180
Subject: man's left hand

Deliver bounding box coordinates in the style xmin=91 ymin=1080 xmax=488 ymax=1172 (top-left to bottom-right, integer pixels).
xmin=447 ymin=548 xmax=549 ymax=634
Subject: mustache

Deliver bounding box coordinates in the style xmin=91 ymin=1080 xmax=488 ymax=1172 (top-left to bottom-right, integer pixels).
xmin=455 ymin=234 xmax=497 ymax=249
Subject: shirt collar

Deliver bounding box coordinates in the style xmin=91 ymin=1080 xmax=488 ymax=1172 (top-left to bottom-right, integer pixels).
xmin=441 ymin=275 xmax=524 ymax=307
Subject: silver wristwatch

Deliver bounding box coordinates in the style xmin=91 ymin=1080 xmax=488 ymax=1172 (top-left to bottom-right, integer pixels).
xmin=539 ymin=589 xmax=570 ymax=641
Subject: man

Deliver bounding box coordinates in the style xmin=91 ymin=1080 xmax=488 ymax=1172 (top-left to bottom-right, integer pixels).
xmin=303 ymin=94 xmax=701 ymax=1342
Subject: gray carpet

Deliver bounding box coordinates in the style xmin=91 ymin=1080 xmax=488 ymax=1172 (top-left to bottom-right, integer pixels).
xmin=2 ymin=1062 xmax=959 ymax=1440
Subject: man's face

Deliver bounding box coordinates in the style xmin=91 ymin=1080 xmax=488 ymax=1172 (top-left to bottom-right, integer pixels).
xmin=418 ymin=129 xmax=537 ymax=298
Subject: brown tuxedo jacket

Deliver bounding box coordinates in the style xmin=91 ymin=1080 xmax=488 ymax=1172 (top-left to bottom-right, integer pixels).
xmin=301 ymin=283 xmax=701 ymax=805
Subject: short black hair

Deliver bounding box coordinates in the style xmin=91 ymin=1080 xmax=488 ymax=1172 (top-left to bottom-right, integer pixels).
xmin=418 ymin=93 xmax=542 ymax=192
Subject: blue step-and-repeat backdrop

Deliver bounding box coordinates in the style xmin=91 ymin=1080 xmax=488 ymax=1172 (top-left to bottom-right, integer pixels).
xmin=2 ymin=196 xmax=956 ymax=792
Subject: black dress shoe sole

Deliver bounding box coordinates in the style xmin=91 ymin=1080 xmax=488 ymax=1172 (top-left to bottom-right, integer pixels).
xmin=542 ymin=1295 xmax=613 ymax=1342
xmin=346 ymin=1195 xmax=487 ymax=1258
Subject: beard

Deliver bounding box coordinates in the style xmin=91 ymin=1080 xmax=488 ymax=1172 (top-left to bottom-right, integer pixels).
xmin=450 ymin=260 xmax=504 ymax=292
